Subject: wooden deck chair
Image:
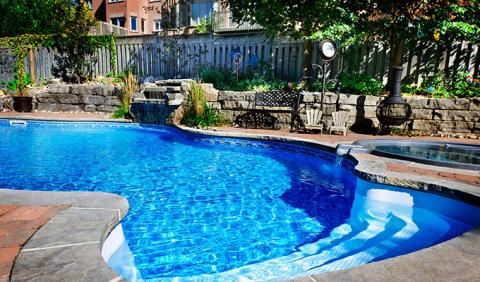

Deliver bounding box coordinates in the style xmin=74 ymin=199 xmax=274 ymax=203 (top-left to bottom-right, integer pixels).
xmin=329 ymin=111 xmax=350 ymax=136
xmin=304 ymin=108 xmax=324 ymax=134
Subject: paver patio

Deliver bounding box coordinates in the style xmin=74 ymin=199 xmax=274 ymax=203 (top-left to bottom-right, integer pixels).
xmin=0 ymin=205 xmax=66 ymax=281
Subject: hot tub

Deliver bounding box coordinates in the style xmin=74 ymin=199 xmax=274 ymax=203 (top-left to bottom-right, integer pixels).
xmin=355 ymin=140 xmax=480 ymax=170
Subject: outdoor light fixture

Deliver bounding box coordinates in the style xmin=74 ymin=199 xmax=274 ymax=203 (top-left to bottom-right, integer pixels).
xmin=315 ymin=39 xmax=338 ymax=111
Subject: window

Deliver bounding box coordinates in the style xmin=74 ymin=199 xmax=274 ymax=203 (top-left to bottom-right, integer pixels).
xmin=73 ymin=0 xmax=92 ymax=8
xmin=153 ymin=19 xmax=162 ymax=32
xmin=190 ymin=0 xmax=213 ymax=26
xmin=130 ymin=16 xmax=137 ymax=32
xmin=108 ymin=0 xmax=124 ymax=3
xmin=141 ymin=19 xmax=146 ymax=33
xmin=111 ymin=17 xmax=125 ymax=28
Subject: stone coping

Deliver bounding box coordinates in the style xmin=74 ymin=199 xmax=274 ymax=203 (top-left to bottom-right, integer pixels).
xmin=176 ymin=125 xmax=480 ymax=282
xmin=0 ymin=190 xmax=128 ymax=282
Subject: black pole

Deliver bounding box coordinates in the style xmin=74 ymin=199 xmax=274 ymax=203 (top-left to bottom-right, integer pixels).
xmin=385 ymin=66 xmax=404 ymax=104
xmin=321 ymin=62 xmax=327 ymax=111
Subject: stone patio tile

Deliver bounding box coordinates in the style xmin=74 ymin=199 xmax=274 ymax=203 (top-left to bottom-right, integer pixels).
xmin=0 ymin=205 xmax=66 ymax=281
xmin=289 ymin=275 xmax=317 ymax=282
xmin=12 ymin=244 xmax=121 ymax=282
xmin=0 ymin=191 xmax=128 ymax=218
xmin=0 ymin=246 xmax=19 ymax=278
xmin=0 ymin=206 xmax=64 ymax=223
xmin=23 ymin=208 xmax=119 ymax=249
xmin=0 ymin=222 xmax=38 ymax=248
xmin=0 ymin=206 xmax=15 ymax=217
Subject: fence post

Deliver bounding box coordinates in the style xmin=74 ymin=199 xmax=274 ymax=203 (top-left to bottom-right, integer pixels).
xmin=29 ymin=49 xmax=36 ymax=83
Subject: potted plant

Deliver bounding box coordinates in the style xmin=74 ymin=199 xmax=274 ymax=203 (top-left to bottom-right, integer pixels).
xmin=9 ymin=66 xmax=33 ymax=112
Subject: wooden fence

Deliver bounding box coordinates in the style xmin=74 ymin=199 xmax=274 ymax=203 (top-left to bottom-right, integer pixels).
xmin=1 ymin=33 xmax=479 ymax=86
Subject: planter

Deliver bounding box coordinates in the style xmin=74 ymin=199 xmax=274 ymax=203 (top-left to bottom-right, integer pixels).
xmin=13 ymin=96 xmax=33 ymax=112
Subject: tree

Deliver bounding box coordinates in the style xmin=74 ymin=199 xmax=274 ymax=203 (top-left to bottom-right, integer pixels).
xmin=223 ymin=0 xmax=353 ymax=81
xmin=343 ymin=0 xmax=480 ymax=88
xmin=52 ymin=0 xmax=99 ymax=82
xmin=0 ymin=0 xmax=72 ymax=37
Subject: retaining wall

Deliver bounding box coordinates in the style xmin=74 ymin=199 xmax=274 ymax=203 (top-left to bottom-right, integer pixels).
xmin=31 ymin=83 xmax=123 ymax=113
xmin=202 ymin=84 xmax=480 ymax=136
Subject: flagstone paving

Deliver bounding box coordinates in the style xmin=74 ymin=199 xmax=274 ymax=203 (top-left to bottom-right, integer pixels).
xmin=0 ymin=205 xmax=66 ymax=281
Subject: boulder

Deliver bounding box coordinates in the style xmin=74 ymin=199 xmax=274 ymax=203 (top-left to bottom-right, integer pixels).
xmin=80 ymin=95 xmax=105 ymax=105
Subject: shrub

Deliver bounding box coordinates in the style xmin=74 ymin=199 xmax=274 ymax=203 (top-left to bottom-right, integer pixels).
xmin=337 ymin=73 xmax=383 ymax=95
xmin=402 ymin=70 xmax=479 ymax=98
xmin=181 ymin=82 xmax=223 ymax=128
xmin=450 ymin=71 xmax=480 ymax=98
xmin=7 ymin=68 xmax=32 ymax=95
xmin=194 ymin=17 xmax=213 ymax=34
xmin=198 ymin=68 xmax=286 ymax=92
xmin=112 ymin=69 xmax=138 ymax=119
xmin=199 ymin=68 xmax=231 ymax=90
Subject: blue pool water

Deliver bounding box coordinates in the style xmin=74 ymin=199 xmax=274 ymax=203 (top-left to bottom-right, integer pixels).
xmin=0 ymin=120 xmax=479 ymax=281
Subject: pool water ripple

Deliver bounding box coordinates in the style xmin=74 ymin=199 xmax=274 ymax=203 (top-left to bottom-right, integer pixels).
xmin=0 ymin=121 xmax=479 ymax=281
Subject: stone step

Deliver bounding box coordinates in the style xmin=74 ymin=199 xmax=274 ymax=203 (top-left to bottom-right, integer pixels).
xmin=144 ymin=86 xmax=182 ymax=93
xmin=132 ymin=98 xmax=166 ymax=104
xmin=144 ymin=92 xmax=167 ymax=100
xmin=155 ymin=79 xmax=192 ymax=86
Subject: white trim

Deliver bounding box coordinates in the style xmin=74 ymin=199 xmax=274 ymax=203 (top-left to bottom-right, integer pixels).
xmin=22 ymin=241 xmax=100 ymax=252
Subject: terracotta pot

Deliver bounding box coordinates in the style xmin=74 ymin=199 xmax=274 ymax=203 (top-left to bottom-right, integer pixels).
xmin=12 ymin=96 xmax=33 ymax=112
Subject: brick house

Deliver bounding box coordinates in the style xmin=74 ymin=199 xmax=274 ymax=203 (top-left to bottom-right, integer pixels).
xmin=88 ymin=0 xmax=261 ymax=35
xmin=89 ymin=0 xmax=216 ymax=35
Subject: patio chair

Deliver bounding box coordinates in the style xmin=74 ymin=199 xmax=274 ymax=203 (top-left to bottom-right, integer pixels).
xmin=304 ymin=108 xmax=324 ymax=134
xmin=329 ymin=111 xmax=350 ymax=136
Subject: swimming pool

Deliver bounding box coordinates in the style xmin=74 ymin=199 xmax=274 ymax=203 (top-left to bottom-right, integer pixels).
xmin=0 ymin=120 xmax=479 ymax=281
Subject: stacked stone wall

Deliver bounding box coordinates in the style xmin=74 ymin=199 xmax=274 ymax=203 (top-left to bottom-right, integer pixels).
xmin=201 ymin=83 xmax=479 ymax=136
xmin=32 ymin=83 xmax=123 ymax=113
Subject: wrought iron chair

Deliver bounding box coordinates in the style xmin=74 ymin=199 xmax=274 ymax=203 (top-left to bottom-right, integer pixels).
xmin=329 ymin=111 xmax=350 ymax=136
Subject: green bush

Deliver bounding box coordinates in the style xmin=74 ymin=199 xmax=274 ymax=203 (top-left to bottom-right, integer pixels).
xmin=337 ymin=73 xmax=383 ymax=95
xmin=194 ymin=17 xmax=213 ymax=34
xmin=199 ymin=68 xmax=286 ymax=92
xmin=450 ymin=71 xmax=480 ymax=98
xmin=7 ymin=68 xmax=32 ymax=94
xmin=181 ymin=82 xmax=224 ymax=128
xmin=402 ymin=70 xmax=479 ymax=98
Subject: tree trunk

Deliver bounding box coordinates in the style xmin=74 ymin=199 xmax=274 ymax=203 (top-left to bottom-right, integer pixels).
xmin=386 ymin=34 xmax=405 ymax=92
xmin=302 ymin=39 xmax=313 ymax=84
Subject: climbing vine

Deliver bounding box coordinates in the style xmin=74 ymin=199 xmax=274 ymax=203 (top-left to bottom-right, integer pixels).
xmin=0 ymin=33 xmax=117 ymax=94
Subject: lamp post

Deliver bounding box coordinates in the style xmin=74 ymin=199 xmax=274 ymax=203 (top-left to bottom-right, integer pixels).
xmin=316 ymin=39 xmax=337 ymax=111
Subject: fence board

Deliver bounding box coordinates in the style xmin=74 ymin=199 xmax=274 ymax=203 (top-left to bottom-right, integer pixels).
xmin=0 ymin=34 xmax=478 ymax=88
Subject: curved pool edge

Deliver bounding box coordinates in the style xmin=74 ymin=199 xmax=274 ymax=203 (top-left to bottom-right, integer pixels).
xmin=176 ymin=125 xmax=480 ymax=282
xmin=0 ymin=189 xmax=129 ymax=282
